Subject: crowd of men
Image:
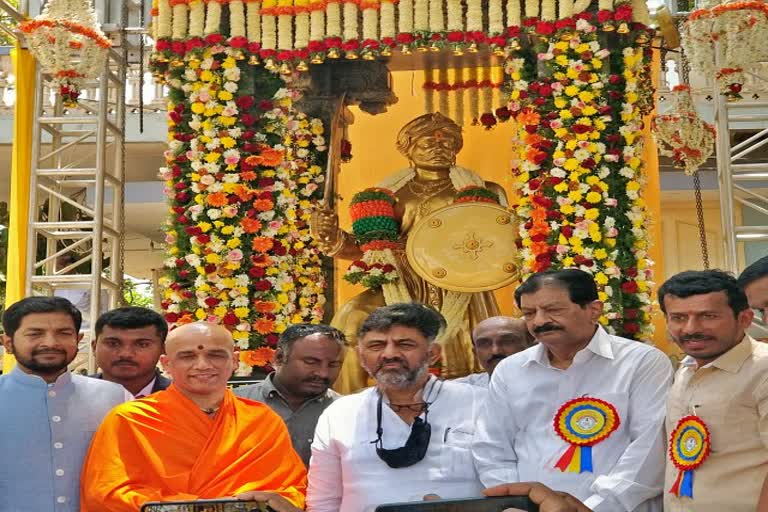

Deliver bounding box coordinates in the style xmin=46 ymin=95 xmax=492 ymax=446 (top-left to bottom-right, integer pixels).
xmin=1 ymin=254 xmax=768 ymax=512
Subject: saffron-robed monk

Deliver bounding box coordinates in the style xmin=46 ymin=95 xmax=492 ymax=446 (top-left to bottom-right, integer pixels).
xmin=80 ymin=322 xmax=307 ymax=512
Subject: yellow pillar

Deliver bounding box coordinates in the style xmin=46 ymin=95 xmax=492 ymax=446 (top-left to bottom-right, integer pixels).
xmin=3 ymin=44 xmax=36 ymax=373
xmin=642 ymin=49 xmax=676 ymax=354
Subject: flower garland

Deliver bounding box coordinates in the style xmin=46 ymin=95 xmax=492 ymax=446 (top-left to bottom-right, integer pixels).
xmin=506 ymin=13 xmax=655 ymax=339
xmin=158 ymin=43 xmax=327 ymax=374
xmin=653 ymin=85 xmax=716 ymax=176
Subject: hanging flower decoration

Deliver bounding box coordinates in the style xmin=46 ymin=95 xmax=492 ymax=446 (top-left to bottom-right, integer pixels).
xmin=653 ymin=85 xmax=716 ymax=176
xmin=506 ymin=12 xmax=656 ymax=340
xmin=20 ymin=0 xmax=111 ymax=106
xmin=682 ymin=0 xmax=768 ymax=101
xmin=158 ymin=44 xmax=328 ymax=375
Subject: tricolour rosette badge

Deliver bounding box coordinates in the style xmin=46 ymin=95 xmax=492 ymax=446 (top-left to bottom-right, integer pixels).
xmin=668 ymin=415 xmax=711 ymax=498
xmin=553 ymin=397 xmax=620 ymax=473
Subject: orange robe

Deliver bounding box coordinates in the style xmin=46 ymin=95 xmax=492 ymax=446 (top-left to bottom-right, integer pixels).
xmin=80 ymin=385 xmax=307 ymax=511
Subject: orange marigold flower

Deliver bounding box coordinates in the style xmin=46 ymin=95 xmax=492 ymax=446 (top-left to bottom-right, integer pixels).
xmin=252 ymin=236 xmax=274 ymax=252
xmin=518 ymin=109 xmax=541 ymax=126
xmin=240 ymin=170 xmax=257 ymax=181
xmin=253 ymin=318 xmax=275 ymax=334
xmin=241 ymin=217 xmax=263 ymax=233
xmin=258 ymin=148 xmax=285 ymax=167
xmin=252 ymin=199 xmax=274 ymax=212
xmin=251 ymin=254 xmax=271 ymax=267
xmin=240 ymin=347 xmax=275 ymax=367
xmin=233 ymin=185 xmax=254 ymax=202
xmin=177 ymin=313 xmax=195 ymax=325
xmin=207 ymin=192 xmax=229 ymax=207
xmin=254 ymin=300 xmax=276 ymax=313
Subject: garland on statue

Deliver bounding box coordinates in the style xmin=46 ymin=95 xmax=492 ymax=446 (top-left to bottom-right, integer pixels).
xmin=158 ymin=43 xmax=327 ymax=374
xmin=505 ymin=11 xmax=655 ymax=339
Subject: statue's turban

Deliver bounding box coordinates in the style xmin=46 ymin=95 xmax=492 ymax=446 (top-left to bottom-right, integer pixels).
xmin=396 ymin=113 xmax=464 ymax=156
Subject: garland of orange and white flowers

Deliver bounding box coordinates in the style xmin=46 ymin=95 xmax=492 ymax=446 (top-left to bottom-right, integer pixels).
xmin=20 ymin=0 xmax=111 ymax=106
xmin=652 ymin=85 xmax=716 ymax=176
xmin=505 ymin=11 xmax=656 ymax=339
xmin=682 ymin=1 xmax=768 ymax=101
xmin=158 ymin=43 xmax=327 ymax=374
xmin=150 ymin=0 xmax=651 ymax=71
xmin=423 ymin=68 xmax=505 ymax=127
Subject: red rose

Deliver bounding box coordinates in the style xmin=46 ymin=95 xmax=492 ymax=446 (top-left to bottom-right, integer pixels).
xmin=572 ymin=124 xmax=590 ymax=134
xmin=254 ymin=280 xmax=272 ymax=291
xmin=480 ymin=113 xmax=497 ymax=128
xmin=205 ymin=33 xmax=224 ymax=45
xmin=241 ymin=113 xmax=255 ymax=126
xmin=164 ymin=312 xmax=180 ymax=323
xmin=222 ymin=312 xmax=238 ymax=326
xmin=273 ymin=243 xmax=287 ymax=256
xmin=258 ymin=100 xmax=273 ymax=111
xmin=249 ymin=267 xmax=266 ymax=278
xmin=597 ymin=10 xmax=613 ymax=23
xmin=538 ymin=84 xmax=552 ymax=96
xmin=624 ymin=308 xmax=639 ymax=319
xmin=248 ymin=42 xmax=261 ymax=53
xmin=236 ymin=95 xmax=255 ymax=110
xmin=265 ymin=334 xmax=279 ymax=346
xmin=396 ymin=32 xmax=415 ymax=44
xmin=536 ymin=21 xmax=555 ymax=35
xmin=229 ymin=36 xmax=248 ymax=48
xmin=560 ymin=225 xmax=573 ymax=238
xmin=205 ymin=297 xmax=221 ymax=307
xmin=621 ymin=281 xmax=639 ymax=294
xmin=447 ymin=31 xmax=465 ymax=43
xmin=623 ymin=321 xmax=640 ymax=335
xmin=196 ymin=234 xmax=210 ymax=244
xmin=204 ymin=264 xmax=217 ymax=274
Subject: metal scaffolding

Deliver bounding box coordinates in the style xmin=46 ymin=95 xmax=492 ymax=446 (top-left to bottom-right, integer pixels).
xmin=24 ymin=0 xmax=145 ymax=370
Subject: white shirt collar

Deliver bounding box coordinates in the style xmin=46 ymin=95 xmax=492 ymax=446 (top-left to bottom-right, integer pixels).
xmin=125 ymin=376 xmax=157 ymax=400
xmin=522 ymin=325 xmax=614 ymax=367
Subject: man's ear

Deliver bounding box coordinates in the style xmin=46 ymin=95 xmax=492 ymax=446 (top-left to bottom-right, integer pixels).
xmin=232 ymin=350 xmax=240 ymax=368
xmin=160 ymin=354 xmax=170 ymax=372
xmin=428 ymin=342 xmax=442 ymax=366
xmin=274 ymin=348 xmax=285 ymax=367
xmin=91 ymin=337 xmax=98 ymax=352
xmin=587 ymin=300 xmax=604 ymax=323
xmin=1 ymin=334 xmax=13 ymax=354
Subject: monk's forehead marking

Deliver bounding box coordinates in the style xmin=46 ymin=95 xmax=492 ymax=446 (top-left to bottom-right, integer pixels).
xmin=197 ymin=345 xmax=204 ymax=350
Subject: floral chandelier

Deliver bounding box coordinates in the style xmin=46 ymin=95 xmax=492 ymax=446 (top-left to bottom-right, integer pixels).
xmin=653 ymin=85 xmax=715 ymax=175
xmin=681 ymin=0 xmax=768 ymax=100
xmin=20 ymin=0 xmax=111 ymax=106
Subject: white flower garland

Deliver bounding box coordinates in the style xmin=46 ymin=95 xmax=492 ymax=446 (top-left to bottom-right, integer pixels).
xmin=438 ymin=66 xmax=449 ymax=117
xmin=414 ymin=0 xmax=428 ymax=32
xmin=558 ymin=0 xmax=573 ymax=20
xmin=203 ymin=0 xmax=222 ymax=35
xmin=343 ymin=1 xmax=359 ymax=41
xmin=541 ymin=0 xmax=555 ymax=21
xmin=572 ymin=0 xmax=591 ymax=15
xmin=506 ymin=0 xmax=521 ymax=29
xmin=380 ymin=0 xmax=396 ymax=39
xmin=466 ymin=0 xmax=481 ymax=32
xmin=489 ymin=0 xmax=503 ymax=35
xmin=158 ymin=0 xmax=172 ymax=38
xmin=310 ymin=8 xmax=325 ymax=40
xmin=631 ymin=0 xmax=650 ymax=25
xmin=468 ymin=66 xmax=479 ymax=122
xmin=398 ymin=0 xmax=414 ymax=34
xmin=424 ymin=65 xmax=435 ymax=113
xmin=481 ymin=66 xmax=492 ymax=114
xmin=262 ymin=13 xmax=278 ymax=49
xmin=278 ymin=12 xmax=293 ymax=49
xmin=230 ymin=0 xmax=247 ymax=37
xmin=326 ymin=2 xmax=342 ymax=37
xmin=172 ymin=2 xmax=188 ymax=39
xmin=151 ymin=0 xmax=159 ymax=40
xmin=246 ymin=1 xmax=262 ymax=41
xmin=454 ymin=68 xmax=464 ymax=126
xmin=428 ymin=0 xmax=444 ymax=33
xmin=524 ymin=0 xmax=539 ymax=19
xmin=362 ymin=5 xmax=379 ymax=41
xmin=446 ymin=0 xmax=461 ymax=31
xmin=295 ymin=11 xmax=310 ymax=47
xmin=189 ymin=0 xmax=205 ymax=37
xmin=598 ymin=0 xmax=612 ymax=11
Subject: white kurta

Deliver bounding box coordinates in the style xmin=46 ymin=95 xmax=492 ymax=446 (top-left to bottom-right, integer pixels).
xmin=307 ymin=377 xmax=486 ymax=512
xmin=472 ymin=326 xmax=673 ymax=512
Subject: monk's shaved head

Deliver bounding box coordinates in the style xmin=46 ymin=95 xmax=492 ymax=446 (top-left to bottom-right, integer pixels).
xmin=161 ymin=322 xmax=238 ymax=402
xmin=165 ymin=322 xmax=235 ymax=355
xmin=471 ymin=316 xmax=534 ymax=375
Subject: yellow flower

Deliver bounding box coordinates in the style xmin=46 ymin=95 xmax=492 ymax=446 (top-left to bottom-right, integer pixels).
xmin=219 ymin=116 xmax=237 ymax=127
xmin=218 ymin=90 xmax=234 ymax=101
xmin=605 ymin=238 xmax=616 ymax=248
xmin=554 ymin=182 xmax=569 ymax=193
xmin=191 ymin=102 xmax=205 ymax=114
xmin=198 ymin=222 xmax=212 ymax=232
xmin=590 ymin=232 xmax=602 ymax=242
xmin=226 ymin=238 xmax=241 ymax=249
xmin=199 ymin=70 xmax=214 ymax=82
xmin=205 ymin=152 xmax=221 ymax=163
xmin=563 ymin=158 xmax=579 ymax=171
xmin=564 ymin=85 xmax=579 ymax=97
xmin=213 ymin=305 xmax=227 ymax=318
xmin=594 ymin=272 xmax=609 ymax=285
xmin=221 ymin=57 xmax=237 ymax=69
xmin=277 ymin=293 xmax=290 ymax=305
xmin=555 ymin=55 xmax=569 ymax=66
xmin=169 ymin=246 xmax=179 ymax=255
xmin=585 ymin=208 xmax=600 ymax=220
xmin=568 ymin=191 xmax=583 ymax=202
xmin=234 ymin=307 xmax=249 ymax=318
xmin=578 ymin=91 xmax=594 ymax=103
xmin=594 ymin=248 xmax=608 ymax=260
xmin=561 ymin=204 xmax=575 ymax=215
xmin=554 ymin=98 xmax=568 ymax=109
xmin=220 ymin=136 xmax=236 ymax=148
xmin=586 ymin=191 xmax=602 ymax=203
xmin=627 ymin=180 xmax=641 ymax=191
xmin=559 ymin=109 xmax=573 ymax=120
xmin=205 ymin=253 xmax=221 ymax=264
xmin=221 ymin=225 xmax=235 ymax=235
xmin=233 ymin=331 xmax=249 ymax=340
xmin=598 ymin=291 xmax=608 ymax=302
xmin=563 ymin=256 xmax=575 ymax=266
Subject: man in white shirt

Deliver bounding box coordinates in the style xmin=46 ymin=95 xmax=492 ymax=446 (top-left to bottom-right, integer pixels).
xmin=454 ymin=316 xmax=534 ymax=387
xmin=307 ymin=303 xmax=486 ymax=512
xmin=473 ymin=269 xmax=672 ymax=512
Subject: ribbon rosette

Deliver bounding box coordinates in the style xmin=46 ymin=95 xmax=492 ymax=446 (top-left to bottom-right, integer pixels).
xmin=668 ymin=415 xmax=711 ymax=498
xmin=553 ymin=397 xmax=620 ymax=473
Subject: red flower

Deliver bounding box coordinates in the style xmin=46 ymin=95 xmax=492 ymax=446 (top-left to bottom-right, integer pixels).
xmin=222 ymin=311 xmax=239 ymax=326
xmin=621 ymin=281 xmax=639 ymax=294
xmin=480 ymin=113 xmax=497 ymax=128
xmin=258 ymin=100 xmax=273 ymax=111
xmin=229 ymin=36 xmax=248 ymax=48
xmin=205 ymin=297 xmax=221 ymax=307
xmin=624 ymin=308 xmax=639 ymax=319
xmin=495 ymin=106 xmax=511 ymax=121
xmin=560 ymin=225 xmax=573 ymax=238
xmin=536 ymin=21 xmax=555 ymax=35
xmin=171 ymin=41 xmax=185 ymax=55
xmin=572 ymin=124 xmax=591 ymax=134
xmin=623 ymin=322 xmax=640 ymax=335
xmin=205 ymin=33 xmax=224 ymax=45
xmin=249 ymin=266 xmax=266 ymax=278
xmin=447 ymin=31 xmax=465 ymax=42
xmin=597 ymin=10 xmax=613 ymax=23
xmin=236 ymin=95 xmax=255 ymax=110
xmin=164 ymin=312 xmax=179 ymax=323
xmin=308 ymin=40 xmax=325 ymax=52
xmin=254 ymin=280 xmax=272 ymax=291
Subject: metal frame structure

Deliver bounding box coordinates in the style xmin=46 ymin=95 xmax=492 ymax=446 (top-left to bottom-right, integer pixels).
xmin=23 ymin=0 xmax=146 ymax=370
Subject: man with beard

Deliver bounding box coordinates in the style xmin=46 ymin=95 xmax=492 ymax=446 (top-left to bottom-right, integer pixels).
xmin=235 ymin=323 xmax=345 ymax=466
xmin=307 ymin=302 xmax=486 ymax=512
xmin=473 ymin=269 xmax=672 ymax=512
xmin=92 ymin=307 xmax=171 ymax=399
xmin=0 ymin=296 xmax=124 ymax=512
xmin=454 ymin=316 xmax=534 ymax=387
xmin=659 ymin=270 xmax=768 ymax=512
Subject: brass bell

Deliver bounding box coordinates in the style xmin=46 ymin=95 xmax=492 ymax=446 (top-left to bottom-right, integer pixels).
xmin=400 ymin=44 xmax=412 ymax=55
xmin=311 ymin=54 xmax=325 ymax=64
xmin=617 ymin=22 xmax=630 ymax=34
xmin=380 ymin=46 xmax=393 ymax=57
xmin=296 ymin=60 xmax=309 ymax=71
xmin=429 ymin=42 xmax=441 ymax=52
xmin=603 ymin=21 xmax=616 ymax=32
xmin=453 ymin=46 xmax=464 ymax=56
xmin=232 ymin=48 xmax=246 ymax=60
xmin=248 ymin=54 xmax=261 ymax=65
xmin=327 ymin=47 xmax=341 ymax=59
xmin=467 ymin=42 xmax=479 ymax=53
xmin=264 ymin=58 xmax=277 ymax=71
xmin=279 ymin=61 xmax=293 ymax=74
xmin=492 ymin=46 xmax=505 ymax=56
xmin=345 ymin=49 xmax=359 ymax=59
xmin=635 ymin=32 xmax=650 ymax=45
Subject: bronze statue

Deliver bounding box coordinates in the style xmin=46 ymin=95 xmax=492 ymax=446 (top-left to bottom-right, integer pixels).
xmin=311 ymin=113 xmax=510 ymax=394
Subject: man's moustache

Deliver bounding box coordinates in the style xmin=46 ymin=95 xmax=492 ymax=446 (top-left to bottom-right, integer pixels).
xmin=33 ymin=349 xmax=66 ymax=356
xmin=487 ymin=354 xmax=508 ymax=365
xmin=303 ymin=377 xmax=331 ymax=386
xmin=533 ymin=324 xmax=562 ymax=334
xmin=112 ymin=360 xmax=139 ymax=366
xmin=679 ymin=333 xmax=714 ymax=342
xmin=376 ymin=358 xmax=408 ymax=372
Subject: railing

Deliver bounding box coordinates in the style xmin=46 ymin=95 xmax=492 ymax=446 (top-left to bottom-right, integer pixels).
xmin=0 ymin=48 xmax=168 ymax=114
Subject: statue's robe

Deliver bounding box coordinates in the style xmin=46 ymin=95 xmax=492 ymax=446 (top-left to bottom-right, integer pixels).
xmin=80 ymin=385 xmax=307 ymax=511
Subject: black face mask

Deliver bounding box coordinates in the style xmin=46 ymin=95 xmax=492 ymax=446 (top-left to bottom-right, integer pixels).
xmin=372 ymin=382 xmax=441 ymax=468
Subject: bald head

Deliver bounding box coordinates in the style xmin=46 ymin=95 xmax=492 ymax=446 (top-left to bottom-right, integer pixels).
xmin=161 ymin=322 xmax=238 ymax=401
xmin=166 ymin=322 xmax=235 ymax=355
xmin=472 ymin=316 xmax=533 ymax=375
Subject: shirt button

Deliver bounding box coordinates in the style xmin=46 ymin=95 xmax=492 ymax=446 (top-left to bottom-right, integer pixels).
xmin=57 ymin=497 xmax=66 ymax=504
xmin=55 ymin=469 xmax=65 ymax=476
xmin=48 ymin=390 xmax=57 ymax=397
xmin=51 ymin=415 xmax=61 ymax=422
xmin=54 ymin=442 xmax=63 ymax=449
